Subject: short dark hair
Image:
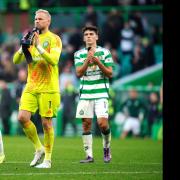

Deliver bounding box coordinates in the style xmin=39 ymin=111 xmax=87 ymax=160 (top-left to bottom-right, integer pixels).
xmin=82 ymin=25 xmax=98 ymax=35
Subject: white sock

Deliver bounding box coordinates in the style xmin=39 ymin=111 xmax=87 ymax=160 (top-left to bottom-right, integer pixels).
xmin=0 ymin=130 xmax=4 ymax=155
xmin=102 ymin=131 xmax=111 ymax=148
xmin=82 ymin=134 xmax=93 ymax=158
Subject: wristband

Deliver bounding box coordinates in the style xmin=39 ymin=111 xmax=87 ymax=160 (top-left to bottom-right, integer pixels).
xmin=18 ymin=47 xmax=23 ymax=54
xmin=36 ymin=45 xmax=45 ymax=54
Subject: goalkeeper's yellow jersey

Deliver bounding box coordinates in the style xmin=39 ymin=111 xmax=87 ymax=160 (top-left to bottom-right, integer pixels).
xmin=13 ymin=31 xmax=62 ymax=93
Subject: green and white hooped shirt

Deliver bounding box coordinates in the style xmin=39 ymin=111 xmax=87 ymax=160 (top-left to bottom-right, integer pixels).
xmin=74 ymin=46 xmax=114 ymax=100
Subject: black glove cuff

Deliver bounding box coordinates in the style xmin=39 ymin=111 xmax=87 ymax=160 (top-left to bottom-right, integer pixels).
xmin=22 ymin=46 xmax=33 ymax=64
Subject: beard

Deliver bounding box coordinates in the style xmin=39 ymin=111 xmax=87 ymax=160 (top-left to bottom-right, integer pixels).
xmin=35 ymin=24 xmax=45 ymax=31
xmin=37 ymin=26 xmax=43 ymax=31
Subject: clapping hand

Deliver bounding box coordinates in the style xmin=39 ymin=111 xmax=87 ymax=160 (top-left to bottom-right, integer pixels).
xmin=87 ymin=47 xmax=95 ymax=64
xmin=33 ymin=32 xmax=40 ymax=47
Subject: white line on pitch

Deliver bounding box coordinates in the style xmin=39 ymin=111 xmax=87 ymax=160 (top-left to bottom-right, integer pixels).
xmin=4 ymin=161 xmax=161 ymax=165
xmin=0 ymin=171 xmax=162 ymax=176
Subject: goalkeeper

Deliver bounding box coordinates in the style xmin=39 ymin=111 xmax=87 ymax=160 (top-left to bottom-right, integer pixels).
xmin=13 ymin=9 xmax=62 ymax=168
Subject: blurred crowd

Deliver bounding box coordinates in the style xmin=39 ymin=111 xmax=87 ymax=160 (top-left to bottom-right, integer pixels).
xmin=0 ymin=2 xmax=163 ymax=138
xmin=0 ymin=6 xmax=163 ymax=83
xmin=0 ymin=0 xmax=163 ymax=12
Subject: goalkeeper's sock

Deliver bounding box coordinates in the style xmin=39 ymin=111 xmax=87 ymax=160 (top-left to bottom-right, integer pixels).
xmin=0 ymin=130 xmax=4 ymax=155
xmin=43 ymin=127 xmax=54 ymax=161
xmin=82 ymin=132 xmax=93 ymax=158
xmin=23 ymin=121 xmax=43 ymax=151
xmin=101 ymin=129 xmax=111 ymax=148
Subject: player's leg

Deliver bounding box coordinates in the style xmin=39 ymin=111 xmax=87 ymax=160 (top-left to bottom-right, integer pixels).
xmin=0 ymin=130 xmax=5 ymax=163
xmin=18 ymin=110 xmax=43 ymax=150
xmin=76 ymin=100 xmax=94 ymax=163
xmin=18 ymin=92 xmax=44 ymax=166
xmin=35 ymin=117 xmax=54 ymax=168
xmin=35 ymin=93 xmax=60 ymax=168
xmin=95 ymin=99 xmax=111 ymax=163
xmin=97 ymin=117 xmax=112 ymax=163
xmin=80 ymin=118 xmax=94 ymax=163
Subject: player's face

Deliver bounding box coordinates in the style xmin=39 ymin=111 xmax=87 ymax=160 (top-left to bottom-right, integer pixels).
xmin=83 ymin=30 xmax=98 ymax=46
xmin=34 ymin=12 xmax=50 ymax=31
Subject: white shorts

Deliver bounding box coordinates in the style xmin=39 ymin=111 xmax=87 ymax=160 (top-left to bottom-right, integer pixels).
xmin=123 ymin=117 xmax=140 ymax=135
xmin=76 ymin=99 xmax=109 ymax=119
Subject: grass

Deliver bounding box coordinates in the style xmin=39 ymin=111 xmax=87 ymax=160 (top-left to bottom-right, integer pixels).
xmin=0 ymin=136 xmax=162 ymax=180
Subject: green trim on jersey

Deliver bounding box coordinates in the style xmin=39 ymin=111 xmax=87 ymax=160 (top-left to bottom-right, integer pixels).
xmin=80 ymin=97 xmax=109 ymax=100
xmin=81 ymin=79 xmax=109 ymax=85
xmin=105 ymin=63 xmax=114 ymax=67
xmin=105 ymin=54 xmax=112 ymax=59
xmin=74 ymin=56 xmax=80 ymax=59
xmin=79 ymin=51 xmax=105 ymax=59
xmin=95 ymin=51 xmax=104 ymax=56
xmin=75 ymin=62 xmax=83 ymax=67
xmin=81 ymin=88 xmax=108 ymax=94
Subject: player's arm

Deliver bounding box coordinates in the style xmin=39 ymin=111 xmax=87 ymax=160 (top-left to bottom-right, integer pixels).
xmin=34 ymin=32 xmax=62 ymax=66
xmin=92 ymin=56 xmax=113 ymax=78
xmin=13 ymin=47 xmax=26 ymax=64
xmin=75 ymin=59 xmax=90 ymax=78
xmin=74 ymin=50 xmax=94 ymax=78
xmin=92 ymin=50 xmax=113 ymax=78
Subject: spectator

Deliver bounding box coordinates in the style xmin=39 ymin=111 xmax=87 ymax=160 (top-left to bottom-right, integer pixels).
xmin=151 ymin=25 xmax=163 ymax=45
xmin=0 ymin=80 xmax=13 ymax=135
xmin=59 ymin=61 xmax=78 ymax=92
xmin=102 ymin=9 xmax=124 ymax=49
xmin=142 ymin=37 xmax=155 ymax=67
xmin=120 ymin=89 xmax=147 ymax=139
xmin=14 ymin=67 xmax=27 ymax=135
xmin=61 ymin=82 xmax=78 ymax=136
xmin=0 ymin=51 xmax=17 ymax=82
xmin=129 ymin=11 xmax=145 ymax=37
xmin=131 ymin=42 xmax=144 ymax=72
xmin=147 ymin=92 xmax=162 ymax=137
xmin=84 ymin=5 xmax=98 ymax=26
xmin=3 ymin=27 xmax=19 ymax=46
xmin=119 ymin=21 xmax=135 ymax=56
xmin=69 ymin=28 xmax=83 ymax=51
xmin=15 ymin=67 xmax=27 ymax=107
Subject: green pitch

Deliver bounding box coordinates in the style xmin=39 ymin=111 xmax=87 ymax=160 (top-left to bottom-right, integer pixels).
xmin=0 ymin=136 xmax=162 ymax=180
